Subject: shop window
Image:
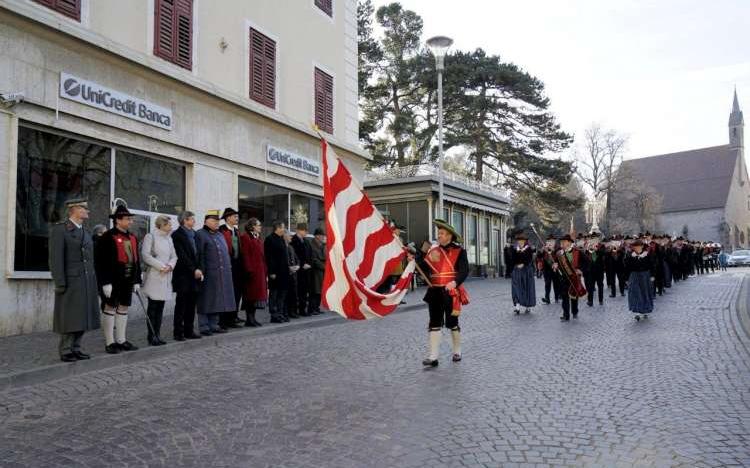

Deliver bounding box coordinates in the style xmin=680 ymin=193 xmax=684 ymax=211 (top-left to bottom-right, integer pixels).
xmin=468 ymin=214 xmax=478 ymax=264
xmin=114 ymin=150 xmax=185 ymax=215
xmin=442 ymin=207 xmax=450 ymax=221
xmin=238 ymin=178 xmax=289 ymax=237
xmin=249 ymin=28 xmax=276 ymax=109
xmin=408 ymin=201 xmax=429 ymax=247
xmin=14 ymin=126 xmax=111 ymax=271
xmin=32 ymin=0 xmax=81 ymax=21
xmin=290 ymin=194 xmax=324 ymax=235
xmin=154 ymin=0 xmax=193 ymax=71
xmin=314 ymin=67 xmax=334 ymax=134
xmin=452 ymin=211 xmax=465 ymax=243
xmin=480 ymin=217 xmax=490 ymax=265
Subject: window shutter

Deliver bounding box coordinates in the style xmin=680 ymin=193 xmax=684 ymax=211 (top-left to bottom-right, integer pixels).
xmin=32 ymin=0 xmax=81 ymax=21
xmin=249 ymin=28 xmax=276 ymax=109
xmin=154 ymin=0 xmax=192 ymax=71
xmin=315 ymin=0 xmax=333 ymax=17
xmin=315 ymin=68 xmax=334 ymax=134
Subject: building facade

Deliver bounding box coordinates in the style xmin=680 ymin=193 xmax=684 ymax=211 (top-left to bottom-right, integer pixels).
xmin=617 ymin=92 xmax=749 ymax=249
xmin=364 ymin=165 xmax=511 ymax=277
xmin=0 ymin=0 xmax=367 ymax=336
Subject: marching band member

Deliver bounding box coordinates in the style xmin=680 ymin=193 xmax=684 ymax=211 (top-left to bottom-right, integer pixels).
xmin=584 ymin=233 xmax=606 ymax=307
xmin=605 ymin=237 xmax=626 ymax=297
xmin=554 ymin=234 xmax=588 ymax=321
xmin=540 ymin=235 xmax=560 ymax=305
xmin=624 ymin=238 xmax=655 ymax=321
xmin=510 ymin=232 xmax=536 ymax=314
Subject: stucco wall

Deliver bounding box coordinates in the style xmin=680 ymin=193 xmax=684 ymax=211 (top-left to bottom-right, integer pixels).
xmin=723 ymin=147 xmax=750 ymax=249
xmin=657 ymin=208 xmax=724 ymax=243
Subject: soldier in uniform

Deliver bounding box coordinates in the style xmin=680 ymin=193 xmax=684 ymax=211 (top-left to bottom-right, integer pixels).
xmin=95 ymin=205 xmax=141 ymax=354
xmin=414 ymin=219 xmax=469 ymax=367
xmin=49 ymin=198 xmax=101 ymax=362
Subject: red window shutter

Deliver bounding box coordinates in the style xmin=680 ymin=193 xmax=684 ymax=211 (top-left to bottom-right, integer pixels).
xmin=32 ymin=0 xmax=81 ymax=21
xmin=154 ymin=0 xmax=192 ymax=71
xmin=249 ymin=29 xmax=276 ymax=109
xmin=315 ymin=68 xmax=334 ymax=134
xmin=315 ymin=0 xmax=333 ymax=17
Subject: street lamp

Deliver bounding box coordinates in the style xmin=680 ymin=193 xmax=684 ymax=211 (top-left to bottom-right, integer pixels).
xmin=426 ymin=35 xmax=453 ymax=219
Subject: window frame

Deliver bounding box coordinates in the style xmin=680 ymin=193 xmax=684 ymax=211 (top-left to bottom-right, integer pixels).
xmin=312 ymin=0 xmax=334 ymax=20
xmin=153 ymin=0 xmax=194 ymax=71
xmin=31 ymin=0 xmax=82 ymax=22
xmin=245 ymin=21 xmax=279 ymax=110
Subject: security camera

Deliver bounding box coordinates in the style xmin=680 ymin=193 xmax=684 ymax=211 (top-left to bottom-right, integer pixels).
xmin=0 ymin=92 xmax=25 ymax=107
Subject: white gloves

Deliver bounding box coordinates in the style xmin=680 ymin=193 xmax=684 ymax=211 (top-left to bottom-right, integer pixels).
xmin=133 ymin=284 xmax=140 ymax=293
xmin=103 ymin=284 xmax=112 ymax=298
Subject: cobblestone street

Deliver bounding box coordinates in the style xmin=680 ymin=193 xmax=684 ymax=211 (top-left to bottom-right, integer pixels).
xmin=1 ymin=271 xmax=749 ymax=468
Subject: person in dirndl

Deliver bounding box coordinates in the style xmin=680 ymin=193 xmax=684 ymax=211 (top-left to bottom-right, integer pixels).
xmin=625 ymin=238 xmax=655 ymax=321
xmin=510 ymin=231 xmax=536 ymax=314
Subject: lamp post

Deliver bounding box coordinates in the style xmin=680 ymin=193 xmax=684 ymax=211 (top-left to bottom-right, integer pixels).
xmin=426 ymin=35 xmax=453 ymax=219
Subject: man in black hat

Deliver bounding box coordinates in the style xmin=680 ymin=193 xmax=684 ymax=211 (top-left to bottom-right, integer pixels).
xmin=49 ymin=198 xmax=100 ymax=362
xmin=540 ymin=235 xmax=560 ymax=305
xmin=584 ymin=233 xmax=606 ymax=307
xmin=554 ymin=234 xmax=588 ymax=321
xmin=308 ymin=227 xmax=327 ymax=315
xmin=219 ymin=207 xmax=243 ymax=328
xmin=95 ymin=204 xmax=141 ymax=353
xmin=291 ymin=223 xmax=313 ymax=317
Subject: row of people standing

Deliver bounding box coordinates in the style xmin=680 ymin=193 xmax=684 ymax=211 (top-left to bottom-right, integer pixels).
xmin=49 ymin=198 xmax=328 ymax=362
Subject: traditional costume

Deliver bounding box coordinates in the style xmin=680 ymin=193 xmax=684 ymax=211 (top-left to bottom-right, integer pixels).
xmin=510 ymin=232 xmax=536 ymax=314
xmin=624 ymin=239 xmax=655 ymax=321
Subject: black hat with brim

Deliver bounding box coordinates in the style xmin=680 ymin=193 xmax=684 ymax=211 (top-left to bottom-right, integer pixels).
xmin=433 ymin=218 xmax=462 ymax=243
xmin=515 ymin=231 xmax=529 ymax=240
xmin=109 ymin=205 xmax=133 ymax=219
xmin=559 ymin=234 xmax=574 ymax=243
xmin=221 ymin=207 xmax=239 ymax=220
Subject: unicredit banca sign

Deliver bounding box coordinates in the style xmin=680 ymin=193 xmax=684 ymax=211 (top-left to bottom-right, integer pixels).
xmin=267 ymin=145 xmax=321 ymax=177
xmin=59 ymin=72 xmax=173 ymax=131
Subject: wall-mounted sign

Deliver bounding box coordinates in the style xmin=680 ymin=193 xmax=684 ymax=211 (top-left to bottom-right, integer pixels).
xmin=267 ymin=145 xmax=321 ymax=177
xmin=59 ymin=72 xmax=173 ymax=131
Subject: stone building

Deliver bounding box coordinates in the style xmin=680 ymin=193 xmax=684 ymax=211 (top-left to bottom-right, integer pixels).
xmin=617 ymin=92 xmax=749 ymax=248
xmin=0 ymin=0 xmax=367 ymax=336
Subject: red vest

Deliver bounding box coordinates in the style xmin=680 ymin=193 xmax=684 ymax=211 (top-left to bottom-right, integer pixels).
xmin=424 ymin=245 xmax=459 ymax=286
xmin=113 ymin=231 xmax=138 ymax=265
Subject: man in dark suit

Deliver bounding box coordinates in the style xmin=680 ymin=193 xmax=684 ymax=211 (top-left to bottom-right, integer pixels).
xmin=291 ymin=223 xmax=313 ymax=316
xmin=48 ymin=198 xmax=100 ymax=362
xmin=265 ymin=221 xmax=290 ymax=323
xmin=171 ymin=211 xmax=203 ymax=341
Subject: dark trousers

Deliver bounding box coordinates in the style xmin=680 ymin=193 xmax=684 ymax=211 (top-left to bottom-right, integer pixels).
xmin=560 ymin=288 xmax=579 ymax=320
xmin=586 ymin=274 xmax=604 ymax=304
xmin=286 ymin=274 xmax=299 ymax=317
xmin=296 ymin=270 xmax=310 ymax=315
xmin=309 ymin=292 xmax=321 ymax=314
xmin=146 ymin=299 xmax=165 ymax=341
xmin=428 ymin=290 xmax=459 ymax=330
xmin=609 ymin=271 xmax=627 ymax=295
xmin=220 ymin=269 xmax=243 ymax=327
xmin=174 ymin=290 xmax=197 ymax=338
xmin=269 ymin=288 xmax=287 ymax=319
xmin=544 ymin=272 xmax=560 ymax=302
xmin=58 ymin=330 xmax=84 ymax=356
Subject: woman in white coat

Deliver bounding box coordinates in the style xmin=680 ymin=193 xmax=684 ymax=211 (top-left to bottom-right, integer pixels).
xmin=141 ymin=215 xmax=178 ymax=345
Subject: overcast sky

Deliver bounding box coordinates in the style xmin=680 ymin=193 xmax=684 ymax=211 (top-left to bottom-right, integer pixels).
xmin=371 ymin=0 xmax=750 ymax=160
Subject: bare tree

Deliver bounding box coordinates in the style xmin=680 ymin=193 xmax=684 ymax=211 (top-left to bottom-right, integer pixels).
xmin=574 ymin=123 xmax=628 ymax=233
xmin=609 ymin=165 xmax=662 ymax=234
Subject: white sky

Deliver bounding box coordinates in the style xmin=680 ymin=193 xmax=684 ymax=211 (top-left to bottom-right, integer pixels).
xmin=371 ymin=0 xmax=750 ymax=160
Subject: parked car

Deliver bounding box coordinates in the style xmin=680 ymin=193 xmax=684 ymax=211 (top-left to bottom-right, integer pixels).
xmin=727 ymin=250 xmax=750 ymax=267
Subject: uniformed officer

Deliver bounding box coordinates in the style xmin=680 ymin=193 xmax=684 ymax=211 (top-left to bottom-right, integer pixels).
xmin=48 ymin=198 xmax=100 ymax=362
xmin=414 ymin=219 xmax=469 ymax=367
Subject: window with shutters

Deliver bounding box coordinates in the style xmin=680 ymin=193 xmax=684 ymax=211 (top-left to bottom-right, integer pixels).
xmin=314 ymin=68 xmax=334 ymax=134
xmin=32 ymin=0 xmax=81 ymax=21
xmin=249 ymin=29 xmax=276 ymax=109
xmin=154 ymin=0 xmax=193 ymax=71
xmin=314 ymin=0 xmax=333 ymax=17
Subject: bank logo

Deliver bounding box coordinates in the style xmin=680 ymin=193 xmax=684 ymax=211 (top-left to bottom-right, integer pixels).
xmin=63 ymin=78 xmax=81 ymax=97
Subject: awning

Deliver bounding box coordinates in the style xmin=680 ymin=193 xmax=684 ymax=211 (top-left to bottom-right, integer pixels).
xmin=443 ymin=195 xmax=509 ymax=215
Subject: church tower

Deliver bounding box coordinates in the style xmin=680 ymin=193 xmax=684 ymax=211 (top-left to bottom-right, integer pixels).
xmin=729 ymin=88 xmax=744 ymax=149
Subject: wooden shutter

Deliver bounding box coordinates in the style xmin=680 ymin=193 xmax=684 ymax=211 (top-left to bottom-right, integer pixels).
xmin=315 ymin=0 xmax=333 ymax=17
xmin=32 ymin=0 xmax=81 ymax=21
xmin=154 ymin=0 xmax=192 ymax=71
xmin=249 ymin=28 xmax=276 ymax=109
xmin=315 ymin=68 xmax=334 ymax=134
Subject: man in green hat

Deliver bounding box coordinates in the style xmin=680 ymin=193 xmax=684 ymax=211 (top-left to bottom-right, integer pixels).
xmin=49 ymin=198 xmax=100 ymax=361
xmin=413 ymin=218 xmax=469 ymax=367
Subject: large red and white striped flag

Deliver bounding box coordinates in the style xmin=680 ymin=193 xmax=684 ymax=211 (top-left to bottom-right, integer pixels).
xmin=321 ymin=139 xmax=415 ymax=320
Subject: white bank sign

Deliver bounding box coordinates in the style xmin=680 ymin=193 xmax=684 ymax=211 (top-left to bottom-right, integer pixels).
xmin=267 ymin=145 xmax=321 ymax=177
xmin=59 ymin=72 xmax=173 ymax=131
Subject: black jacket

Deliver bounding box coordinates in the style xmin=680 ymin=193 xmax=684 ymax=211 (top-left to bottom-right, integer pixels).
xmin=265 ymin=232 xmax=290 ymax=288
xmin=291 ymin=234 xmax=312 ymax=267
xmin=171 ymin=227 xmax=201 ymax=294
xmin=94 ymin=228 xmax=142 ymax=287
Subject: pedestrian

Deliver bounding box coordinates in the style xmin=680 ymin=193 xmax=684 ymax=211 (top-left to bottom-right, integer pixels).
xmin=540 ymin=235 xmax=560 ymax=305
xmin=503 ymin=242 xmax=513 ymax=279
xmin=309 ymin=227 xmax=327 ymax=315
xmin=48 ymin=198 xmax=100 ymax=362
xmin=290 ymin=223 xmax=313 ymax=317
xmin=414 ymin=219 xmax=469 ymax=367
xmin=140 ymin=215 xmax=178 ymax=346
xmin=218 ymin=207 xmax=244 ymax=329
xmin=285 ymin=230 xmax=302 ymax=319
xmin=625 ymin=239 xmax=655 ymax=321
xmin=239 ymin=217 xmax=266 ymax=327
xmin=719 ymin=248 xmax=729 ymax=271
xmin=584 ymin=234 xmax=606 ymax=307
xmin=605 ymin=238 xmax=626 ymax=297
xmin=94 ymin=205 xmax=141 ymax=353
xmin=195 ymin=210 xmax=236 ymax=335
xmin=555 ymin=234 xmax=588 ymax=322
xmin=265 ymin=220 xmax=290 ymax=323
xmin=171 ymin=211 xmax=203 ymax=341
xmin=510 ymin=232 xmax=536 ymax=314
